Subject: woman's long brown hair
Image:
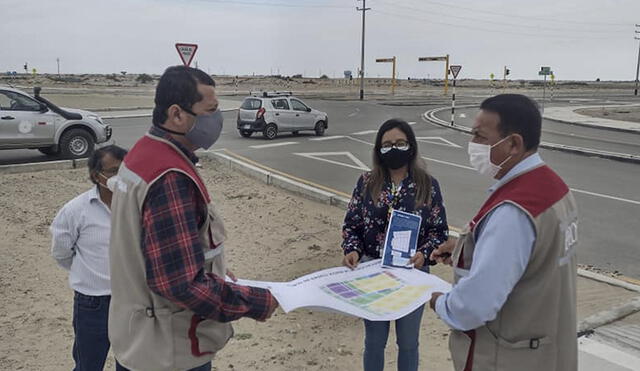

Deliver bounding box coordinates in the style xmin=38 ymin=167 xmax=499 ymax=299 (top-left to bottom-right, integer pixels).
xmin=365 ymin=119 xmax=432 ymax=207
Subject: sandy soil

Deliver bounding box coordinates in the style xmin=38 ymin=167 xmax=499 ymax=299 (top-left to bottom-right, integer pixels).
xmin=575 ymin=106 xmax=640 ymax=124
xmin=0 ymin=159 xmax=454 ymax=371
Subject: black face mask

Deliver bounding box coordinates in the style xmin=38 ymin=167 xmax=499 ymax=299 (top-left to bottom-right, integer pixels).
xmin=380 ymin=148 xmax=412 ymax=170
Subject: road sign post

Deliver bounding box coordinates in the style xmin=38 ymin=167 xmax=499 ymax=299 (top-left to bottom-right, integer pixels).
xmin=375 ymin=57 xmax=397 ymax=95
xmin=175 ymin=43 xmax=198 ymax=67
xmin=418 ymin=55 xmax=450 ymax=95
xmin=538 ymin=66 xmax=553 ymax=113
xmin=449 ymin=65 xmax=462 ymax=126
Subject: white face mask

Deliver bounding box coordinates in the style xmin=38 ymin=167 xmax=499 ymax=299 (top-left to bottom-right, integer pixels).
xmin=98 ymin=172 xmax=119 ymax=192
xmin=467 ymin=136 xmax=512 ymax=178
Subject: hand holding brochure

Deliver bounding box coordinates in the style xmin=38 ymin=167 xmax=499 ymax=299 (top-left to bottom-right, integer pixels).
xmin=381 ymin=210 xmax=422 ymax=268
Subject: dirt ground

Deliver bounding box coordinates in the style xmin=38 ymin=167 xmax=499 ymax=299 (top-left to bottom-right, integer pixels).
xmin=0 ymin=159 xmax=455 ymax=371
xmin=575 ymin=105 xmax=640 ymax=124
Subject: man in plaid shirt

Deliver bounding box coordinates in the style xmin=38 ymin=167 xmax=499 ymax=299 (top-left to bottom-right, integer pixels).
xmin=110 ymin=66 xmax=277 ymax=371
xmin=141 ymin=124 xmax=276 ymax=324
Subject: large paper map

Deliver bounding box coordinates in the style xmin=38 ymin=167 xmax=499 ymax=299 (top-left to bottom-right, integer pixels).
xmin=234 ymin=260 xmax=451 ymax=321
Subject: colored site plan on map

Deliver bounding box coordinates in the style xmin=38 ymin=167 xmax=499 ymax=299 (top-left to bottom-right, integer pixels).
xmin=322 ymin=271 xmax=431 ymax=315
xmin=234 ymin=259 xmax=450 ymax=321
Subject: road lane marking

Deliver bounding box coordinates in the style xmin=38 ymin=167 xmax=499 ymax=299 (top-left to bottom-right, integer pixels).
xmin=249 ymin=142 xmax=298 ymax=149
xmin=348 ymin=108 xmax=361 ymax=117
xmin=571 ymin=188 xmax=640 ymax=206
xmin=294 ymin=152 xmax=370 ymax=171
xmin=351 ymin=130 xmax=378 ymax=135
xmin=416 ymin=137 xmax=462 ymax=148
xmin=248 ymin=136 xmax=639 ymax=207
xmin=345 ymin=136 xmax=375 ymax=146
xmin=221 ymin=149 xmax=352 ymax=198
xmin=309 ymin=135 xmax=346 ymax=141
xmin=421 ymin=156 xmax=475 ymax=171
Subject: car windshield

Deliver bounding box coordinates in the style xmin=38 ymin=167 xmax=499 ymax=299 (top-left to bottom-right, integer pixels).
xmin=241 ymin=98 xmax=262 ymax=110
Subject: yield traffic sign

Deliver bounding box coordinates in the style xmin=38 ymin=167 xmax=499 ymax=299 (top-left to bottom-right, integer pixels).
xmin=450 ymin=65 xmax=462 ymax=79
xmin=175 ymin=43 xmax=198 ymax=67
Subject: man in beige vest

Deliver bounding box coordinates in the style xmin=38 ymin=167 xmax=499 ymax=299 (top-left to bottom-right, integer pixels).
xmin=109 ymin=66 xmax=278 ymax=371
xmin=429 ymin=94 xmax=578 ymax=371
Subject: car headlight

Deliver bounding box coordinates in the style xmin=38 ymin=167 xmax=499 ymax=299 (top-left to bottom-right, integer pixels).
xmin=88 ymin=115 xmax=104 ymax=124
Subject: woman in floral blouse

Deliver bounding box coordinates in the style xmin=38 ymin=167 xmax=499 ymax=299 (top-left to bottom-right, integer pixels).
xmin=341 ymin=119 xmax=448 ymax=371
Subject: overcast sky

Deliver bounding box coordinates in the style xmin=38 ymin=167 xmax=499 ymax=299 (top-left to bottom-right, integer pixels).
xmin=2 ymin=0 xmax=639 ymax=80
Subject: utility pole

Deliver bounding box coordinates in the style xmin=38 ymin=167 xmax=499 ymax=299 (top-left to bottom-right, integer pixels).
xmin=634 ymin=24 xmax=640 ymax=96
xmin=357 ymin=0 xmax=370 ymax=100
xmin=56 ymin=58 xmax=60 ymax=77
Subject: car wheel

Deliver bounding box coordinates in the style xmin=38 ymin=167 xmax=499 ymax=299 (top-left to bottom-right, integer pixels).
xmin=314 ymin=121 xmax=326 ymax=136
xmin=263 ymin=124 xmax=278 ymax=140
xmin=239 ymin=130 xmax=253 ymax=138
xmin=38 ymin=146 xmax=59 ymax=157
xmin=59 ymin=128 xmax=94 ymax=159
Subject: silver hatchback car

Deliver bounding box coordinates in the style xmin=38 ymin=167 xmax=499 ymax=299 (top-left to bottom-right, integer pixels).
xmin=0 ymin=86 xmax=111 ymax=159
xmin=237 ymin=92 xmax=328 ymax=139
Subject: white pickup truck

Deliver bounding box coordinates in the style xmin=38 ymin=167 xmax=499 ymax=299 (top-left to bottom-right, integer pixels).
xmin=0 ymin=86 xmax=111 ymax=159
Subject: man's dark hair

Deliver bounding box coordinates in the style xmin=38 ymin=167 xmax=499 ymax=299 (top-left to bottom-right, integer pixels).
xmin=480 ymin=94 xmax=541 ymax=151
xmin=152 ymin=66 xmax=216 ymax=126
xmin=88 ymin=145 xmax=128 ymax=184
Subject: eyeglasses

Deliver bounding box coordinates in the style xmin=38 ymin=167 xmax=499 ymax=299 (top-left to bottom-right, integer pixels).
xmin=380 ymin=140 xmax=410 ymax=154
xmin=99 ymin=168 xmax=119 ymax=178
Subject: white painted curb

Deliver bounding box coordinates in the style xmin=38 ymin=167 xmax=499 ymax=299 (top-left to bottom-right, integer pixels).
xmin=199 ymin=151 xmax=350 ymax=209
xmin=0 ymin=158 xmax=88 ymax=175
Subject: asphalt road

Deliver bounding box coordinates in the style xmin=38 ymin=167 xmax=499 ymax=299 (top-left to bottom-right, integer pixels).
xmin=434 ymin=106 xmax=640 ymax=156
xmin=2 ymin=99 xmax=639 ymax=278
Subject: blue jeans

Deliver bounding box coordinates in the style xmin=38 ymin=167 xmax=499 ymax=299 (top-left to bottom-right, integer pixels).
xmin=363 ymin=305 xmax=426 ymax=371
xmin=362 ymin=264 xmax=429 ymax=371
xmin=72 ymin=291 xmax=112 ymax=371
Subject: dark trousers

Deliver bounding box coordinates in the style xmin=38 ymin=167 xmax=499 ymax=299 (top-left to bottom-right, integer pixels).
xmin=72 ymin=291 xmax=112 ymax=371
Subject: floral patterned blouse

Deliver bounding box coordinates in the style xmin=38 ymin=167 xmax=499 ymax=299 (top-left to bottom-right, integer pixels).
xmin=341 ymin=172 xmax=448 ymax=264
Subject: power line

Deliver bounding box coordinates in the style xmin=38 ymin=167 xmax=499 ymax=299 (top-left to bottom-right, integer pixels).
xmin=197 ymin=0 xmax=350 ymax=9
xmin=378 ymin=0 xmax=626 ymax=35
xmin=375 ymin=9 xmax=620 ymax=40
xmin=404 ymin=0 xmax=629 ymax=27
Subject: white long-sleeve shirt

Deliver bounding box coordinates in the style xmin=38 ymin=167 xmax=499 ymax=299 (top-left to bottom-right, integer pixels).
xmin=50 ymin=186 xmax=112 ymax=296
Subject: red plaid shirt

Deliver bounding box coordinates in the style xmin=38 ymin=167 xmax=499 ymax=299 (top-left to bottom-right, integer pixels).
xmin=140 ymin=126 xmax=275 ymax=322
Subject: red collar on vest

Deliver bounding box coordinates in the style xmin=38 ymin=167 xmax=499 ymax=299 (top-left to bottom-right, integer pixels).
xmin=469 ymin=165 xmax=569 ymax=231
xmin=124 ymin=134 xmax=211 ymax=203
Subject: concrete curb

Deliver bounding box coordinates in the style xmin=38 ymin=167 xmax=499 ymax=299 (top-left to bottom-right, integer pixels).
xmin=101 ymin=108 xmax=239 ymax=120
xmin=543 ymin=117 xmax=640 ymax=135
xmin=102 ymin=113 xmax=152 ymax=119
xmin=0 ymin=158 xmax=88 ymax=175
xmin=577 ymin=269 xmax=640 ymax=293
xmin=199 ymin=150 xmax=350 ymax=209
xmin=87 ymin=106 xmax=154 ymax=112
xmin=578 ymin=296 xmax=640 ymax=334
xmin=423 ymin=107 xmax=640 ymax=164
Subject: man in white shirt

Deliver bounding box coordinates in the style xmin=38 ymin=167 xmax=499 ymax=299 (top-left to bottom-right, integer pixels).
xmin=50 ymin=145 xmax=127 ymax=370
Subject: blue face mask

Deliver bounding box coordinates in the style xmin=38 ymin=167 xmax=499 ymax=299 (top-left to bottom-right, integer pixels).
xmin=162 ymin=106 xmax=224 ymax=150
xmin=184 ymin=109 xmax=224 ymax=150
